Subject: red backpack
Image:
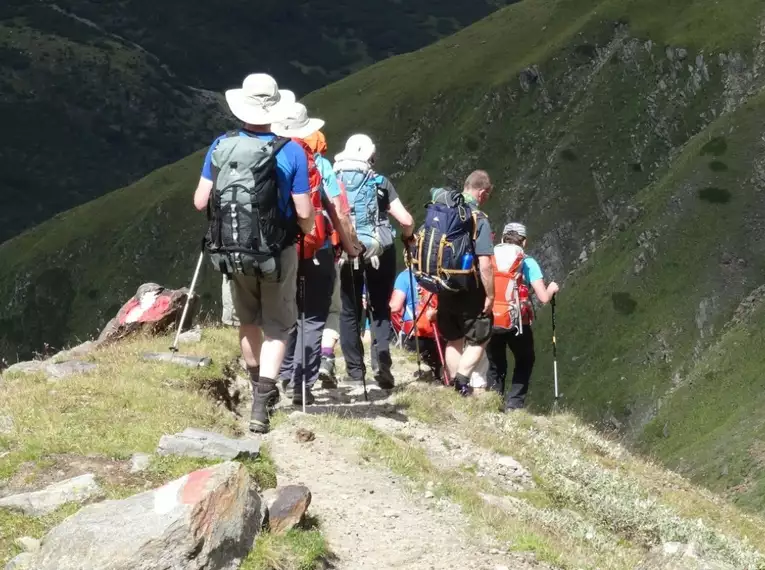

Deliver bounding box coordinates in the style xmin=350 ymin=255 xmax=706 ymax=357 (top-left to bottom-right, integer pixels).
xmin=294 ymin=139 xmax=328 ymax=259
xmin=393 ymin=283 xmax=438 ymax=338
xmin=491 ymin=244 xmax=534 ymax=333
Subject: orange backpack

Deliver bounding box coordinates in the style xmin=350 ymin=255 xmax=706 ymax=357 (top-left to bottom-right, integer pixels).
xmin=398 ymin=283 xmax=438 ymax=338
xmin=294 ymin=138 xmax=328 ymax=259
xmin=492 ymin=246 xmax=534 ymax=333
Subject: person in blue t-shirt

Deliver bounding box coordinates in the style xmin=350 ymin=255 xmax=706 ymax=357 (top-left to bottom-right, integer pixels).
xmin=193 ymin=73 xmax=313 ymax=435
xmin=487 ymin=222 xmax=559 ymax=411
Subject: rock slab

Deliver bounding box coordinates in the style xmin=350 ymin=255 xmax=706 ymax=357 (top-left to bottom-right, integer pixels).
xmin=157 ymin=428 xmax=260 ymax=461
xmin=267 ymin=485 xmax=312 ymax=534
xmin=129 ymin=453 xmax=152 ymax=474
xmin=14 ymin=537 xmax=41 ymax=553
xmin=0 ymin=474 xmax=101 ymax=516
xmin=30 ymin=461 xmax=261 ymax=570
xmin=5 ymin=553 xmax=34 ymax=570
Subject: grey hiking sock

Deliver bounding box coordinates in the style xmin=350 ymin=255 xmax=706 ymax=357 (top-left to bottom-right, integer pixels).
xmin=247 ymin=366 xmax=260 ymax=392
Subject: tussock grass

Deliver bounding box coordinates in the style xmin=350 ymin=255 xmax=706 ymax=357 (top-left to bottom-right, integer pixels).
xmin=242 ymin=517 xmax=334 ymax=570
xmin=396 ymin=384 xmax=765 ymax=568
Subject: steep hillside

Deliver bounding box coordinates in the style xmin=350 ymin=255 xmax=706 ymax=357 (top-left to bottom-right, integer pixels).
xmin=0 ymin=0 xmax=516 ymax=242
xmin=4 ymin=0 xmax=765 ymax=514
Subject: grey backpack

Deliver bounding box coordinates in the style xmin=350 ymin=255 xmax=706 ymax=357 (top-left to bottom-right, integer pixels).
xmin=203 ymin=131 xmax=295 ymax=277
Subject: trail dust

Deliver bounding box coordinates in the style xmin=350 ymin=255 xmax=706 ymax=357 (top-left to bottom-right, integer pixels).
xmin=258 ymin=350 xmax=544 ymax=570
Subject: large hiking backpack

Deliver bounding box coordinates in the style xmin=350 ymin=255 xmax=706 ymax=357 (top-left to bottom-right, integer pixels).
xmin=336 ymin=169 xmax=393 ymax=259
xmin=492 ymin=243 xmax=534 ymax=334
xmin=203 ymin=131 xmax=295 ymax=277
xmin=293 ymin=140 xmax=329 ymax=259
xmin=409 ymin=188 xmax=480 ymax=294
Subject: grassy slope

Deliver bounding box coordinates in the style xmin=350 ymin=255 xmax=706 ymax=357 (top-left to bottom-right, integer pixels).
xmin=3 ymin=0 xmax=765 ymax=512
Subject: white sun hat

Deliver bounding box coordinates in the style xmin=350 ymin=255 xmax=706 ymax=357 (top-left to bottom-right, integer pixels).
xmin=224 ymin=73 xmax=296 ymax=125
xmin=334 ymin=134 xmax=376 ymax=163
xmin=502 ymin=222 xmax=527 ymax=237
xmin=272 ymin=102 xmax=325 ymax=138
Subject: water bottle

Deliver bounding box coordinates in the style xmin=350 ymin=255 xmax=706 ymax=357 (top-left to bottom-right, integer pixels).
xmin=460 ymin=252 xmax=474 ymax=270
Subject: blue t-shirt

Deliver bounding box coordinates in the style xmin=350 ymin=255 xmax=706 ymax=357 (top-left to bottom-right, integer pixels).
xmin=316 ymin=155 xmax=341 ymax=200
xmin=393 ymin=270 xmax=419 ymax=322
xmin=522 ymin=257 xmax=544 ymax=287
xmin=201 ymin=131 xmax=309 ymax=219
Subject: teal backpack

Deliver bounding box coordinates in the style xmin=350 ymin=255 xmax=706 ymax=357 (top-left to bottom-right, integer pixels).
xmin=336 ymin=169 xmax=393 ymax=258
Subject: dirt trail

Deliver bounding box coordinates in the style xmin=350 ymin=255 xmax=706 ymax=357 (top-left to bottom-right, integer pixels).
xmin=258 ymin=353 xmax=543 ymax=570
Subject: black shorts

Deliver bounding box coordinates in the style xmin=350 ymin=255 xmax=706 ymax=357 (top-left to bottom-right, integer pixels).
xmin=436 ymin=302 xmax=493 ymax=345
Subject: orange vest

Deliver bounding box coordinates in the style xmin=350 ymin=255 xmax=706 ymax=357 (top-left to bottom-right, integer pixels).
xmin=294 ymin=139 xmax=328 ymax=259
xmin=491 ymin=253 xmax=533 ymax=330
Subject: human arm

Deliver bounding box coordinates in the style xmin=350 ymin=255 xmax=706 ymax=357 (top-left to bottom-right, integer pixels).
xmin=479 ymin=255 xmax=495 ymax=315
xmin=389 ymin=290 xmax=407 ymax=314
xmin=193 ymin=178 xmax=213 ymax=211
xmin=379 ymin=178 xmax=415 ymax=239
xmin=473 ymin=215 xmax=495 ymax=314
xmin=292 ymin=193 xmax=314 ymax=236
xmin=531 ymin=279 xmax=559 ymax=304
xmin=285 ymin=141 xmax=314 ymax=236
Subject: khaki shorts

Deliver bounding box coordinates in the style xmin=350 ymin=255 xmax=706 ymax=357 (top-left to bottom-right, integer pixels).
xmin=221 ymin=276 xmax=239 ymax=327
xmin=228 ymin=245 xmax=298 ymax=341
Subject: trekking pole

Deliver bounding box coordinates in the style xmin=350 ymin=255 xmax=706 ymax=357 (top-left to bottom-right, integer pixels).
xmin=404 ymin=292 xmax=435 ymax=343
xmin=349 ymin=258 xmax=369 ymax=402
xmin=300 ymin=237 xmax=307 ymax=414
xmin=405 ymin=251 xmax=422 ymax=378
xmin=432 ymin=322 xmax=450 ymax=386
xmin=170 ymin=251 xmax=205 ymax=353
xmin=552 ymin=294 xmax=559 ymax=402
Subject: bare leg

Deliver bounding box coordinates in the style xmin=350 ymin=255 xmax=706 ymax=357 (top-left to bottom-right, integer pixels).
xmin=445 ymin=339 xmax=464 ymax=380
xmin=260 ymin=338 xmax=288 ymax=381
xmin=240 ymin=324 xmax=263 ymax=369
xmin=457 ymin=342 xmax=487 ymax=378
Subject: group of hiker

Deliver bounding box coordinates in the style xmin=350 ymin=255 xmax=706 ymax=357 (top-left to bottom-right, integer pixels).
xmin=193 ymin=73 xmax=558 ymax=435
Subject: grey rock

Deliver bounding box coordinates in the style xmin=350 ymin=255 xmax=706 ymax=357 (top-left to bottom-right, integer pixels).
xmin=5 ymin=553 xmax=34 ymax=570
xmin=3 ymin=360 xmax=46 ymax=376
xmin=635 ymin=542 xmax=734 ymax=570
xmin=50 ymin=341 xmax=98 ymax=362
xmin=129 ymin=453 xmax=152 ymax=474
xmin=14 ymin=537 xmax=41 ymax=553
xmin=157 ymin=428 xmax=260 ymax=461
xmin=267 ymin=485 xmax=312 ymax=534
xmin=177 ymin=328 xmax=202 ymax=344
xmin=32 ymin=462 xmax=260 ymax=570
xmin=46 ymin=360 xmax=98 ymax=380
xmin=141 ymin=353 xmax=212 ymax=368
xmin=0 ymin=474 xmax=101 ymax=516
xmin=0 ymin=415 xmax=13 ymax=435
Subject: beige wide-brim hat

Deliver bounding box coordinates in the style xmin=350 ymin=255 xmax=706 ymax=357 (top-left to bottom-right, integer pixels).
xmin=272 ymin=102 xmax=325 ymax=138
xmin=224 ymin=73 xmax=296 ymax=125
xmin=334 ymin=134 xmax=376 ymax=163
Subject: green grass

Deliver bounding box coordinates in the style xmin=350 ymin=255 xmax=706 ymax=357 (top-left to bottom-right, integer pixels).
xmin=241 ymin=525 xmax=333 ymax=570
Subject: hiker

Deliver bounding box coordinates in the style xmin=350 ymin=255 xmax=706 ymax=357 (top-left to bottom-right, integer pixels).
xmin=334 ymin=134 xmax=415 ymax=389
xmin=273 ymin=102 xmax=362 ymax=405
xmin=409 ymin=172 xmax=495 ymax=396
xmin=389 ymin=270 xmax=443 ymax=381
xmin=487 ymin=222 xmax=559 ymax=411
xmin=194 ymin=73 xmax=314 ymax=434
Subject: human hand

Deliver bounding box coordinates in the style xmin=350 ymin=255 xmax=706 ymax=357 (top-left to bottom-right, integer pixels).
xmin=426 ymin=307 xmax=437 ymax=322
xmin=548 ymin=282 xmax=560 ymax=296
xmin=483 ymin=296 xmax=494 ymax=316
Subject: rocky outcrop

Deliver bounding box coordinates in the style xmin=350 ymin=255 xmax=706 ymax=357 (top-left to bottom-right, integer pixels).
xmin=0 ymin=474 xmax=101 ymax=516
xmin=265 ymin=485 xmax=312 ymax=534
xmin=157 ymin=428 xmax=260 ymax=461
xmin=97 ymin=283 xmax=198 ymax=346
xmin=29 ymin=462 xmax=261 ymax=570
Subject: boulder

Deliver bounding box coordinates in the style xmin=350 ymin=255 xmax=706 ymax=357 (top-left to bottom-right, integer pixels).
xmin=635 ymin=543 xmax=734 ymax=570
xmin=13 ymin=537 xmax=41 ymax=553
xmin=141 ymin=352 xmax=212 ymax=368
xmin=30 ymin=462 xmax=261 ymax=570
xmin=157 ymin=428 xmax=260 ymax=461
xmin=4 ymin=553 xmax=34 ymax=570
xmin=129 ymin=453 xmax=152 ymax=474
xmin=3 ymin=358 xmax=97 ymax=381
xmin=0 ymin=474 xmax=101 ymax=516
xmin=267 ymin=485 xmax=312 ymax=534
xmin=177 ymin=327 xmax=203 ymax=344
xmin=97 ymin=283 xmax=199 ymax=346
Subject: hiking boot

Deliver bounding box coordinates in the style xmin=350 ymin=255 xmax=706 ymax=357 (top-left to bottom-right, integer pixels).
xmin=375 ymin=368 xmax=395 ymax=390
xmin=280 ymin=376 xmax=294 ymax=393
xmin=249 ymin=380 xmax=278 ymax=434
xmin=292 ymin=386 xmax=316 ymax=407
xmin=343 ymin=375 xmax=366 ymax=386
xmin=318 ymin=356 xmax=337 ymax=389
xmin=455 ymin=381 xmax=473 ymax=398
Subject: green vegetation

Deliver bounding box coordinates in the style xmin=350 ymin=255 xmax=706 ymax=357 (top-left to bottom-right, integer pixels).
xmin=0 ymin=0 xmax=516 ymax=241
xmin=4 ymin=0 xmax=765 ymax=523
xmin=0 ymin=327 xmax=281 ymax=565
xmin=242 ymin=525 xmax=333 ymax=570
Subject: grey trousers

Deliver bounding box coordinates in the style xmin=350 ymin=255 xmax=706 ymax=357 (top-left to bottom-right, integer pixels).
xmin=279 ymin=248 xmax=335 ymax=390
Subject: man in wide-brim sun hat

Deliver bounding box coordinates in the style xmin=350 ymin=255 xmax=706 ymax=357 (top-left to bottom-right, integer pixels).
xmin=272 ymin=102 xmax=362 ymax=405
xmin=193 ymin=73 xmax=314 ymax=435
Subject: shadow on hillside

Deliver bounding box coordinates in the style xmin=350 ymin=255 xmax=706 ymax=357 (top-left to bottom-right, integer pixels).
xmin=287 ymin=385 xmax=411 ymax=423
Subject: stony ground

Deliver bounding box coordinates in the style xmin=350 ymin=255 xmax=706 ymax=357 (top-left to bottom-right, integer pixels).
xmin=263 ymin=352 xmax=542 ymax=570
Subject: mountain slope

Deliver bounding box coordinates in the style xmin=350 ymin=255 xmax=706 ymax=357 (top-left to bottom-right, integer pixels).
xmin=0 ymin=0 xmax=516 ymax=243
xmin=4 ymin=0 xmax=765 ymax=513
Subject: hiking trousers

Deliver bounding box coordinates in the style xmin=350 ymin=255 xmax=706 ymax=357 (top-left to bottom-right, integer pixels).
xmin=486 ymin=326 xmax=536 ymax=409
xmin=279 ymin=248 xmax=335 ymax=389
xmin=339 ymin=246 xmax=396 ymax=380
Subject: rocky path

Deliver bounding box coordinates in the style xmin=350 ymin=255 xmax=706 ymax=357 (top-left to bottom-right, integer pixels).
xmin=258 ymin=352 xmax=543 ymax=570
